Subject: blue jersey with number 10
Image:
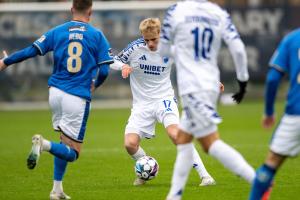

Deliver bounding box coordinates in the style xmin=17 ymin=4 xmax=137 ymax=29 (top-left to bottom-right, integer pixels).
xmin=269 ymin=28 xmax=300 ymax=115
xmin=33 ymin=21 xmax=113 ymax=101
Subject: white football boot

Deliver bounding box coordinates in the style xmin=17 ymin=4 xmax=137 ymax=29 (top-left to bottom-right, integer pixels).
xmin=133 ymin=177 xmax=146 ymax=186
xmin=199 ymin=176 xmax=216 ymax=186
xmin=50 ymin=191 xmax=71 ymax=200
xmin=27 ymin=134 xmax=43 ymax=169
xmin=166 ymin=195 xmax=182 ymax=200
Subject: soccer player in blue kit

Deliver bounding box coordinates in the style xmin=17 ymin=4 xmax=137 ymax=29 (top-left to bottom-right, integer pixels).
xmin=0 ymin=0 xmax=113 ymax=199
xmin=249 ymin=29 xmax=300 ymax=200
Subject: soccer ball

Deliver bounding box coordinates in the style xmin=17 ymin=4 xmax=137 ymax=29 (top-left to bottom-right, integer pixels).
xmin=135 ymin=156 xmax=159 ymax=180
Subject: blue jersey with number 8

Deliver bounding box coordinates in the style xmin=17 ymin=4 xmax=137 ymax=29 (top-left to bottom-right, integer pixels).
xmin=33 ymin=21 xmax=113 ymax=101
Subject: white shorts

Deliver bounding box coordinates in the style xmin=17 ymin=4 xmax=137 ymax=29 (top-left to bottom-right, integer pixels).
xmin=270 ymin=114 xmax=300 ymax=157
xmin=125 ymin=96 xmax=179 ymax=139
xmin=179 ymin=91 xmax=222 ymax=138
xmin=49 ymin=87 xmax=91 ymax=143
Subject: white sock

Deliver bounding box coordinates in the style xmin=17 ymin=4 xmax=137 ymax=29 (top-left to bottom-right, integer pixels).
xmin=167 ymin=143 xmax=194 ymax=198
xmin=131 ymin=146 xmax=146 ymax=161
xmin=208 ymin=140 xmax=255 ymax=183
xmin=192 ymin=145 xmax=210 ymax=178
xmin=42 ymin=138 xmax=51 ymax=151
xmin=52 ymin=180 xmax=63 ymax=193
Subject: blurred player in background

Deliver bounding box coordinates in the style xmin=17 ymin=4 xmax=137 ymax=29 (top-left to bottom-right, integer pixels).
xmin=0 ymin=0 xmax=113 ymax=199
xmin=249 ymin=29 xmax=300 ymax=200
xmin=158 ymin=1 xmax=257 ymax=199
xmin=110 ymin=18 xmax=216 ymax=186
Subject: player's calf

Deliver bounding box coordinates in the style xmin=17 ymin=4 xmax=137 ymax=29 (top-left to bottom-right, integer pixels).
xmin=49 ymin=142 xmax=78 ymax=162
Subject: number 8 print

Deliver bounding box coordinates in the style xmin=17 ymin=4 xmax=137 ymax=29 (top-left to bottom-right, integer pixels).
xmin=67 ymin=42 xmax=83 ymax=73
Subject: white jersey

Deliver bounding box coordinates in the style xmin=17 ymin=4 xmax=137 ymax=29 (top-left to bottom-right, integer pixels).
xmin=160 ymin=0 xmax=248 ymax=96
xmin=114 ymin=38 xmax=174 ymax=105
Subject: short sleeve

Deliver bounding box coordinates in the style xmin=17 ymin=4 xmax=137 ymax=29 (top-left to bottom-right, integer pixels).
xmin=269 ymin=37 xmax=289 ymax=73
xmin=33 ymin=29 xmax=55 ymax=55
xmin=97 ymin=31 xmax=114 ymax=65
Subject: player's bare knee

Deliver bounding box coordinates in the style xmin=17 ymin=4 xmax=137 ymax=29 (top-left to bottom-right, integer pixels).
xmin=198 ymin=133 xmax=220 ymax=153
xmin=124 ymin=140 xmax=138 ymax=149
xmin=60 ymin=133 xmax=81 ymax=161
xmin=124 ymin=134 xmax=139 ymax=152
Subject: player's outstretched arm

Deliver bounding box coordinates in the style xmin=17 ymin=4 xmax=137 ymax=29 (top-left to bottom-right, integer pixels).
xmin=0 ymin=46 xmax=39 ymax=72
xmin=0 ymin=51 xmax=8 ymax=71
xmin=110 ymin=58 xmax=133 ymax=79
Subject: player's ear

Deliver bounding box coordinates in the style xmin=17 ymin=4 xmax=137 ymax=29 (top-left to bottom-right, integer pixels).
xmin=87 ymin=8 xmax=92 ymax=17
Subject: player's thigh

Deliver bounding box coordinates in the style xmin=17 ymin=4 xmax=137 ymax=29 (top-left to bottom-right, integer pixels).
xmin=270 ymin=114 xmax=300 ymax=157
xmin=49 ymin=87 xmax=63 ymax=130
xmin=125 ymin=106 xmax=156 ymax=139
xmin=179 ymin=91 xmax=221 ymax=138
xmin=59 ymin=92 xmax=90 ymax=143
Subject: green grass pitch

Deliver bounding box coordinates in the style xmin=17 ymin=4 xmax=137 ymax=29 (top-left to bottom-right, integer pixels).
xmin=0 ymin=101 xmax=299 ymax=200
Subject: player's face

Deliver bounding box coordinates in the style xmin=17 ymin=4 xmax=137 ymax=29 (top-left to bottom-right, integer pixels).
xmin=143 ymin=31 xmax=160 ymax=51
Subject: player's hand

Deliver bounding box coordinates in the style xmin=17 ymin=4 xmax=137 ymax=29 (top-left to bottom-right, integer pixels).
xmin=0 ymin=50 xmax=8 ymax=72
xmin=121 ymin=64 xmax=133 ymax=79
xmin=90 ymin=81 xmax=96 ymax=93
xmin=232 ymin=80 xmax=247 ymax=104
xmin=220 ymin=82 xmax=224 ymax=93
xmin=262 ymin=115 xmax=275 ymax=129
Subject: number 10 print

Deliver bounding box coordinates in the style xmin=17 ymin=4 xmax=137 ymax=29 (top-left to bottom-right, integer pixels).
xmin=191 ymin=27 xmax=214 ymax=61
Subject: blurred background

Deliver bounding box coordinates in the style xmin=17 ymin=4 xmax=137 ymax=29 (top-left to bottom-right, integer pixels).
xmin=0 ymin=0 xmax=299 ymax=108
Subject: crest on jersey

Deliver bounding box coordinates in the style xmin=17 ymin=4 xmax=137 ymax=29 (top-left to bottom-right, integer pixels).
xmin=139 ymin=55 xmax=147 ymax=61
xmin=163 ymin=57 xmax=169 ymax=63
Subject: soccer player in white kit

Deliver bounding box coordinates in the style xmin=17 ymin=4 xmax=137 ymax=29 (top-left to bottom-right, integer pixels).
xmin=110 ymin=18 xmax=216 ymax=186
xmin=158 ymin=1 xmax=256 ymax=200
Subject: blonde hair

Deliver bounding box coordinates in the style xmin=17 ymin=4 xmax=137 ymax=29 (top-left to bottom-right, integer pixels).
xmin=139 ymin=18 xmax=161 ymax=35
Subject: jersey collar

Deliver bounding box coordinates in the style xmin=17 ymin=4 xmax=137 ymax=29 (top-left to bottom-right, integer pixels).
xmin=71 ymin=20 xmax=88 ymax=24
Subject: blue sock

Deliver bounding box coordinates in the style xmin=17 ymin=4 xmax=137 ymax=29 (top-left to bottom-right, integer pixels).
xmin=249 ymin=164 xmax=276 ymax=200
xmin=50 ymin=142 xmax=78 ymax=162
xmin=54 ymin=156 xmax=67 ymax=181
